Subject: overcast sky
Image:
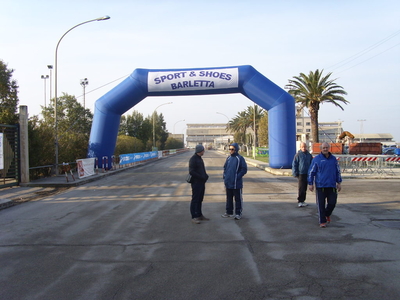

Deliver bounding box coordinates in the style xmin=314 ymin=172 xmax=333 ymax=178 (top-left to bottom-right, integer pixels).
xmin=2 ymin=0 xmax=399 ymax=142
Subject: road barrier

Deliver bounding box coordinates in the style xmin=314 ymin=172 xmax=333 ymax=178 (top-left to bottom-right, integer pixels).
xmin=337 ymin=155 xmax=399 ymax=176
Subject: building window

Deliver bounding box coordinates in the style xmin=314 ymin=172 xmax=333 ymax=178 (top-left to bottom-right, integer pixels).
xmin=306 ymin=129 xmax=311 ymax=132
xmin=297 ymin=122 xmax=302 ymax=126
xmin=306 ymin=122 xmax=311 ymax=126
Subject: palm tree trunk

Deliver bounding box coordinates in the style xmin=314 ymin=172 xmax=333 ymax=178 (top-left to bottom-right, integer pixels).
xmin=309 ymin=106 xmax=319 ymax=143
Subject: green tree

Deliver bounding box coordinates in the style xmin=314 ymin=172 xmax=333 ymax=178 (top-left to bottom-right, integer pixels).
xmin=119 ymin=110 xmax=146 ymax=141
xmin=114 ymin=135 xmax=145 ymax=155
xmin=285 ymin=69 xmax=349 ymax=143
xmin=0 ymin=60 xmax=19 ymax=124
xmin=258 ymin=113 xmax=269 ymax=146
xmin=35 ymin=93 xmax=93 ymax=165
xmin=28 ymin=115 xmax=54 ymax=177
xmin=151 ymin=112 xmax=169 ymax=151
xmin=165 ymin=136 xmax=184 ymax=149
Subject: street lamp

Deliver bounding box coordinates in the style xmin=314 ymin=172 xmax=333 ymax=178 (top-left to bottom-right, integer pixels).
xmin=47 ymin=65 xmax=53 ymax=101
xmin=80 ymin=77 xmax=89 ymax=111
xmin=54 ymin=15 xmax=110 ymax=175
xmin=357 ymin=119 xmax=366 ymax=142
xmin=153 ymin=102 xmax=173 ymax=150
xmin=173 ymin=119 xmax=185 ymax=134
xmin=216 ymin=112 xmax=230 ymax=149
xmin=40 ymin=75 xmax=49 ymax=107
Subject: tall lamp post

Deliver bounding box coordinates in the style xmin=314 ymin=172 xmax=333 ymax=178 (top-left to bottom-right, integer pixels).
xmin=54 ymin=15 xmax=110 ymax=175
xmin=216 ymin=112 xmax=230 ymax=149
xmin=80 ymin=77 xmax=89 ymax=111
xmin=40 ymin=75 xmax=49 ymax=107
xmin=153 ymin=102 xmax=173 ymax=150
xmin=357 ymin=119 xmax=366 ymax=142
xmin=47 ymin=65 xmax=53 ymax=101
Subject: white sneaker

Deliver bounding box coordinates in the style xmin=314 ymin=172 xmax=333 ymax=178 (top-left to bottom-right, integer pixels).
xmin=234 ymin=215 xmax=242 ymax=220
xmin=221 ymin=213 xmax=234 ymax=218
xmin=298 ymin=203 xmax=303 ymax=207
xmin=302 ymin=202 xmax=308 ymax=207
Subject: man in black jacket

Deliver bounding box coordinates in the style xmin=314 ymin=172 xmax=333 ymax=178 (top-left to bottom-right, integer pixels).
xmin=189 ymin=144 xmax=209 ymax=224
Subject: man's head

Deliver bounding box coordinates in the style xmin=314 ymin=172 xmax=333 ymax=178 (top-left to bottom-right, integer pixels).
xmin=195 ymin=144 xmax=205 ymax=156
xmin=229 ymin=143 xmax=239 ymax=155
xmin=300 ymin=142 xmax=308 ymax=152
xmin=321 ymin=142 xmax=330 ymax=156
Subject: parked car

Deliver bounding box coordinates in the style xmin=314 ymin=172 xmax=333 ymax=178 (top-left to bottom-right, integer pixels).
xmin=382 ymin=147 xmax=396 ymax=155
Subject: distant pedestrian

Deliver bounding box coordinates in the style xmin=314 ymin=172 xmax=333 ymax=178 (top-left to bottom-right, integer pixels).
xmin=308 ymin=142 xmax=342 ymax=228
xmin=189 ymin=144 xmax=209 ymax=224
xmin=221 ymin=143 xmax=247 ymax=220
xmin=292 ymin=142 xmax=313 ymax=207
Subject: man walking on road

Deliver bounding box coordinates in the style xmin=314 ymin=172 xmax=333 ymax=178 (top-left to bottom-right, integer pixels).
xmin=189 ymin=144 xmax=209 ymax=224
xmin=292 ymin=142 xmax=313 ymax=207
xmin=308 ymin=142 xmax=342 ymax=228
xmin=221 ymin=143 xmax=247 ymax=220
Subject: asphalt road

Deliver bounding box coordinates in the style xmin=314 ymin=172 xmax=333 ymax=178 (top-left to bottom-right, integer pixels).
xmin=1 ymin=150 xmax=400 ymax=300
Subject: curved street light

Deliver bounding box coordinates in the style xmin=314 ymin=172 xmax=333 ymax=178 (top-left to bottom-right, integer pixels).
xmin=54 ymin=16 xmax=110 ymax=174
xmin=153 ymin=102 xmax=173 ymax=149
xmin=173 ymin=119 xmax=185 ymax=134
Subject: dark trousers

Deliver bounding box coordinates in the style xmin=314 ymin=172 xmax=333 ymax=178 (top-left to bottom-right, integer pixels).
xmin=226 ymin=188 xmax=243 ymax=216
xmin=297 ymin=174 xmax=308 ymax=202
xmin=315 ymin=187 xmax=338 ymax=224
xmin=190 ymin=182 xmax=205 ymax=218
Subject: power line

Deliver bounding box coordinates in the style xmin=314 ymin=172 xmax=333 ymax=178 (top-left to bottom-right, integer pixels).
xmin=76 ymin=74 xmax=129 ymax=99
xmin=325 ymin=29 xmax=400 ymax=72
xmin=335 ymin=42 xmax=400 ymax=74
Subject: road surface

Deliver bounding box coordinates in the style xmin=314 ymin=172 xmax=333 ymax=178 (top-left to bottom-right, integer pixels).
xmin=1 ymin=150 xmax=400 ymax=299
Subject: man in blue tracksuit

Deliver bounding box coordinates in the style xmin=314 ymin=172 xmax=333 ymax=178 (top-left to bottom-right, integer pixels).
xmin=292 ymin=142 xmax=313 ymax=207
xmin=221 ymin=143 xmax=247 ymax=220
xmin=308 ymin=142 xmax=342 ymax=228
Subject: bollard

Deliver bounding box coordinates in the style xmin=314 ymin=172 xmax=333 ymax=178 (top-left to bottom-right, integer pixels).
xmin=95 ymin=157 xmax=99 ymax=174
xmin=62 ymin=162 xmax=69 ymax=182
xmin=102 ymin=156 xmax=108 ymax=172
xmin=111 ymin=155 xmax=116 ymax=170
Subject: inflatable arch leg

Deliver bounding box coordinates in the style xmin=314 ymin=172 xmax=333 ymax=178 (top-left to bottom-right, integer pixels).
xmin=88 ymin=65 xmax=296 ymax=168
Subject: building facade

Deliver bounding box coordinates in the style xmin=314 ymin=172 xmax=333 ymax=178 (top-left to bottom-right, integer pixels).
xmin=186 ymin=123 xmax=233 ymax=149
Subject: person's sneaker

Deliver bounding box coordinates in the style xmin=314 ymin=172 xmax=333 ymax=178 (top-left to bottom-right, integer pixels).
xmin=221 ymin=213 xmax=234 ymax=218
xmin=199 ymin=215 xmax=210 ymax=221
xmin=326 ymin=216 xmax=331 ymax=223
xmin=234 ymin=215 xmax=242 ymax=220
xmin=298 ymin=202 xmax=303 ymax=207
xmin=302 ymin=202 xmax=308 ymax=207
xmin=192 ymin=218 xmax=201 ymax=224
xmin=320 ymin=223 xmax=327 ymax=228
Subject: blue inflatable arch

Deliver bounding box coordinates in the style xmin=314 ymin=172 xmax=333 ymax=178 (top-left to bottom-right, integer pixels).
xmin=88 ymin=65 xmax=295 ymax=168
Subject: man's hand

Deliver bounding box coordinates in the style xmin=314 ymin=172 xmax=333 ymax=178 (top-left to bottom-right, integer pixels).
xmin=336 ymin=182 xmax=341 ymax=192
xmin=309 ymin=185 xmax=314 ymax=192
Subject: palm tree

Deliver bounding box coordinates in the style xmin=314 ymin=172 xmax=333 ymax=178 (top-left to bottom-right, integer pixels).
xmin=285 ymin=69 xmax=349 ymax=143
xmin=229 ymin=105 xmax=265 ymax=153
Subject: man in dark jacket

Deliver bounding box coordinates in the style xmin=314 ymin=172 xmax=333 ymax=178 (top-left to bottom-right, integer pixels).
xmin=189 ymin=144 xmax=209 ymax=224
xmin=292 ymin=142 xmax=313 ymax=207
xmin=221 ymin=143 xmax=247 ymax=220
xmin=308 ymin=142 xmax=342 ymax=228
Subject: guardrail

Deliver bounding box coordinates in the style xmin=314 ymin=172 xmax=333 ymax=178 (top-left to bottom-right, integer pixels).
xmin=336 ymin=155 xmax=399 ymax=176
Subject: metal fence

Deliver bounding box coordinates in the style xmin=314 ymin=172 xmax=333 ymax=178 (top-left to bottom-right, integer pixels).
xmin=337 ymin=155 xmax=400 ymax=176
xmin=0 ymin=124 xmax=19 ymax=188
